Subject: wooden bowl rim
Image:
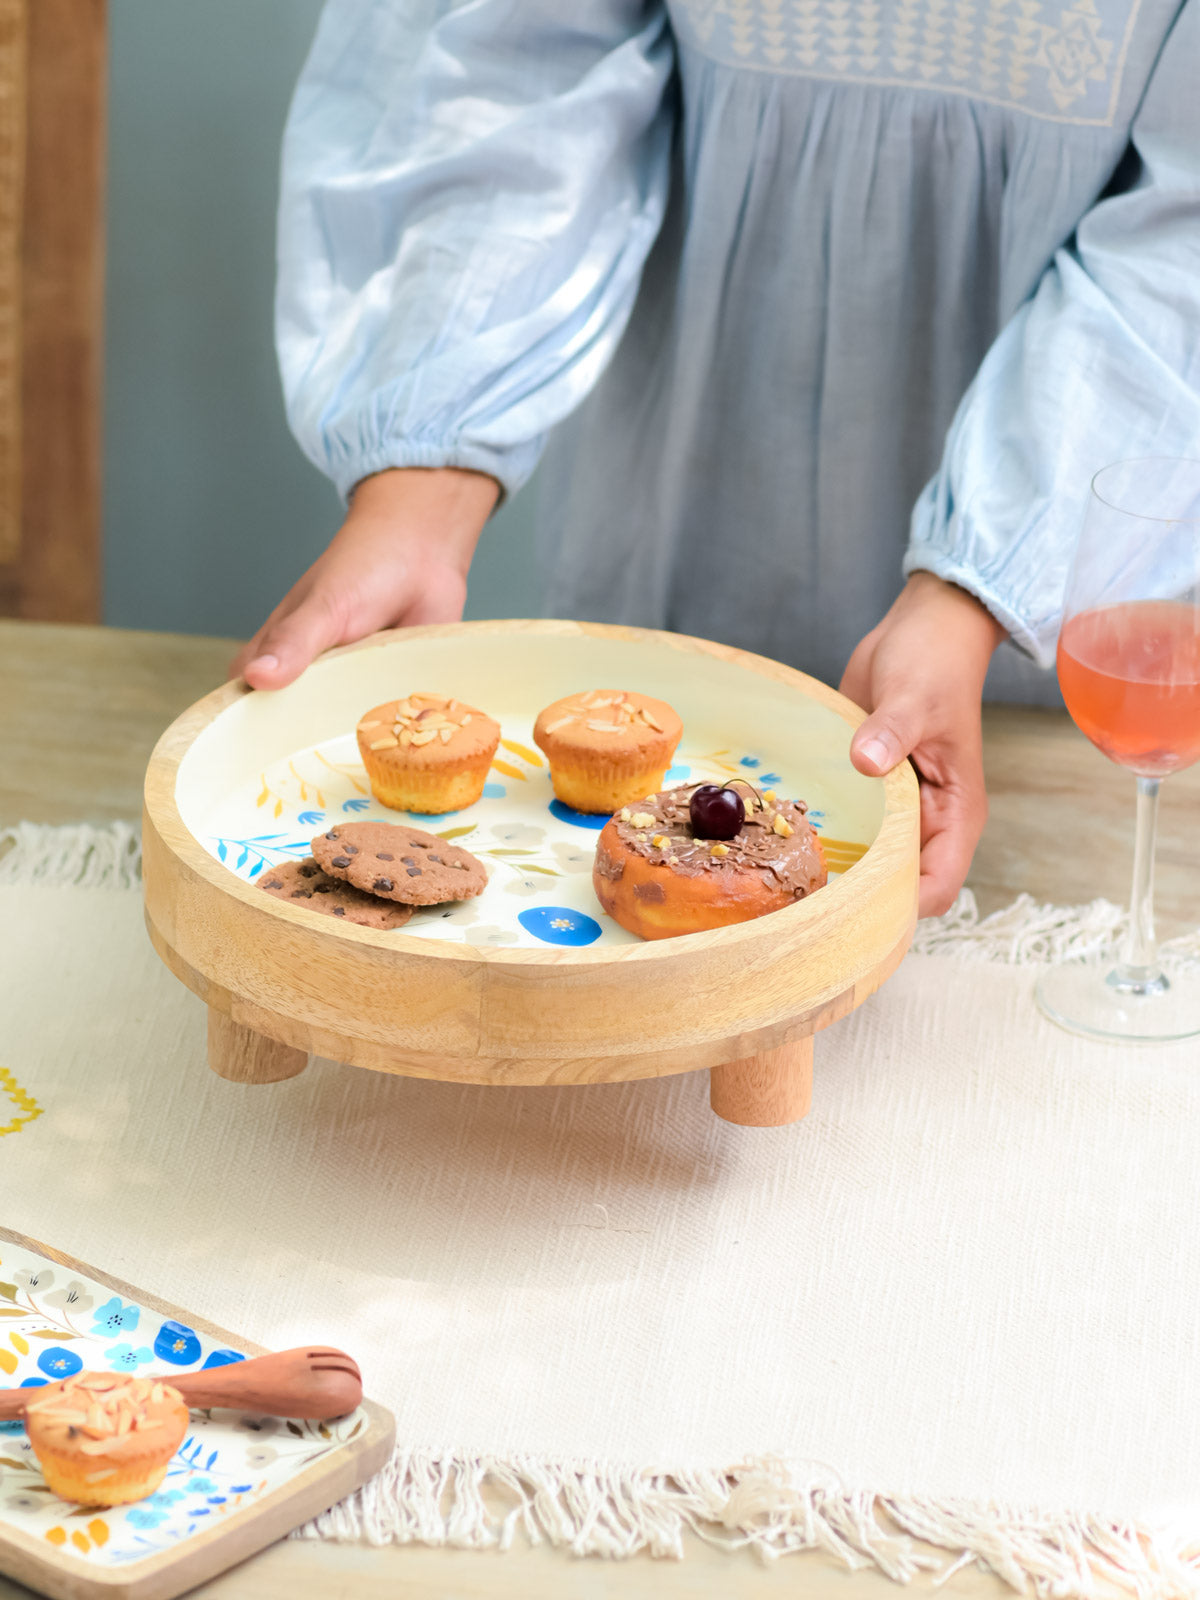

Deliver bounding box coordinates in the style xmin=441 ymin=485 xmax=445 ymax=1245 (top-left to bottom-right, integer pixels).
xmin=144 ymin=618 xmax=919 ymax=970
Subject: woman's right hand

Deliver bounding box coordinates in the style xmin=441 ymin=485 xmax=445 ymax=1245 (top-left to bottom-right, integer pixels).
xmin=230 ymin=467 xmax=500 ymax=689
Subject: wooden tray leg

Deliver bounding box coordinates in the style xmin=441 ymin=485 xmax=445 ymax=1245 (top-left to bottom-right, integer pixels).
xmin=207 ymin=1009 xmax=308 ymax=1085
xmin=710 ymin=1037 xmax=814 ymax=1127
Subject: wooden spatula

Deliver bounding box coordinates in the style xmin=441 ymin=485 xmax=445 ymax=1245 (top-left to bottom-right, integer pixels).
xmin=0 ymin=1346 xmax=361 ymax=1422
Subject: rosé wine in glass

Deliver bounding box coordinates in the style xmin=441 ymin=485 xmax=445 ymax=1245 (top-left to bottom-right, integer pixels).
xmin=1036 ymin=459 xmax=1200 ymax=1043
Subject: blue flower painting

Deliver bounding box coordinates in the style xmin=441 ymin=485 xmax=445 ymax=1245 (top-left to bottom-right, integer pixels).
xmin=105 ymin=1342 xmax=154 ymax=1371
xmin=36 ymin=1347 xmax=83 ymax=1378
xmin=153 ymin=1320 xmax=202 ymax=1366
xmin=92 ymin=1297 xmax=139 ymax=1336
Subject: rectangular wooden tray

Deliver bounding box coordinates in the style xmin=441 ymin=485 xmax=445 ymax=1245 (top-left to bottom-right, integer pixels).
xmin=0 ymin=1227 xmax=394 ymax=1600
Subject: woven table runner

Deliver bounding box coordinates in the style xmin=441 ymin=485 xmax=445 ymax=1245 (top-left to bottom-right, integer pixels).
xmin=2 ymin=822 xmax=1200 ymax=1596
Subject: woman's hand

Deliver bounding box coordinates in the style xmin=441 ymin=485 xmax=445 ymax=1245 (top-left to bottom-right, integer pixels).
xmin=230 ymin=467 xmax=500 ymax=688
xmin=839 ymin=572 xmax=1007 ymax=918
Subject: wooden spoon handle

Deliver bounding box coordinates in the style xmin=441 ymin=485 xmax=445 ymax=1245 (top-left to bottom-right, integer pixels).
xmin=176 ymin=1347 xmax=362 ymax=1418
xmin=0 ymin=1346 xmax=362 ymax=1422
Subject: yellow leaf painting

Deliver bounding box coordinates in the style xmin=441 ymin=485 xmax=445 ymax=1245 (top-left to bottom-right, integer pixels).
xmin=9 ymin=1331 xmax=27 ymax=1355
xmin=44 ymin=1526 xmax=66 ymax=1547
xmin=499 ymin=738 xmax=543 ymax=767
xmin=0 ymin=1348 xmax=15 ymax=1374
xmin=0 ymin=1066 xmax=42 ymax=1136
xmin=491 ymin=760 xmax=527 ymax=782
xmin=88 ymin=1520 xmax=109 ymax=1546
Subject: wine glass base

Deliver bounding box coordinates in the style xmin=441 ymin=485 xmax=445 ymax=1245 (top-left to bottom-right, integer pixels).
xmin=1035 ymin=961 xmax=1200 ymax=1043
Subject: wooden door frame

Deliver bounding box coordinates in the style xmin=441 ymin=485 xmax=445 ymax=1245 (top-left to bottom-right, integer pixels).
xmin=0 ymin=0 xmax=105 ymax=622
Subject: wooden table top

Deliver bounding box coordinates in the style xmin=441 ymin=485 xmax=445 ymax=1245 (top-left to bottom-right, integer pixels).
xmin=1 ymin=617 xmax=1195 ymax=1600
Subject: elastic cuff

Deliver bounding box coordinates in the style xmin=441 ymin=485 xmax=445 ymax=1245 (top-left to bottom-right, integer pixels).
xmin=330 ymin=438 xmax=543 ymax=508
xmin=902 ymin=543 xmax=1054 ymax=668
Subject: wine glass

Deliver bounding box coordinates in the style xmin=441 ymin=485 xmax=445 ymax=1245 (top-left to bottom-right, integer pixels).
xmin=1036 ymin=457 xmax=1200 ymax=1043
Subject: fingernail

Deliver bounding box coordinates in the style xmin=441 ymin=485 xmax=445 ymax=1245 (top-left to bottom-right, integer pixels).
xmin=247 ymin=654 xmax=279 ymax=674
xmin=858 ymin=736 xmax=895 ymax=770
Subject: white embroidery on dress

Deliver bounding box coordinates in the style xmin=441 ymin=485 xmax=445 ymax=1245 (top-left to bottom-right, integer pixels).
xmin=671 ymin=0 xmax=1139 ymax=123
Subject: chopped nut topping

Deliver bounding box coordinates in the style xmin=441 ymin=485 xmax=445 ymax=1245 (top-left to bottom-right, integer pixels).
xmin=772 ymin=814 xmax=795 ymax=837
xmin=651 ymin=834 xmax=668 ymax=849
xmin=763 ymin=789 xmax=776 ymax=802
xmin=710 ymin=842 xmax=729 ymax=857
xmin=619 ymin=808 xmax=632 ymax=821
xmin=629 ymin=812 xmax=656 ymax=829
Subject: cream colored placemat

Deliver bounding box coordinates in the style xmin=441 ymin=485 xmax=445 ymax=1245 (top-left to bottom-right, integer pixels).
xmin=2 ymin=823 xmax=1200 ymax=1596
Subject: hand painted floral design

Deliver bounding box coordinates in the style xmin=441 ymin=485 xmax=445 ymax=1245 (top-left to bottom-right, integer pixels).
xmin=153 ymin=1321 xmax=202 ymax=1366
xmin=0 ymin=1242 xmax=369 ymax=1570
xmin=464 ymin=925 xmax=520 ymax=946
xmin=13 ymin=1268 xmax=53 ymax=1292
xmin=91 ymin=1297 xmax=139 ymax=1337
xmin=489 ymin=821 xmax=545 ymax=847
xmin=200 ymin=1348 xmax=245 ymax=1370
xmin=104 ymin=1342 xmax=154 ymax=1371
xmin=36 ymin=1348 xmax=82 ymax=1379
xmin=233 ymin=1415 xmax=279 ymax=1437
xmin=43 ymin=1281 xmax=94 ymax=1314
xmin=504 ymin=871 xmax=556 ymax=898
xmin=551 ymin=839 xmax=594 ymax=873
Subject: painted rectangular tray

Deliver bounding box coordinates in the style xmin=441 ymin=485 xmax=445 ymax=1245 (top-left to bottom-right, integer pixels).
xmin=0 ymin=1228 xmax=393 ymax=1600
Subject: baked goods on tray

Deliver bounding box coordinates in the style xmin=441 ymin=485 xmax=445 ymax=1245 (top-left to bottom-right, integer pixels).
xmin=258 ymin=858 xmax=414 ymax=928
xmin=593 ymin=782 xmax=827 ymax=939
xmin=24 ymin=1372 xmax=189 ymax=1506
xmin=532 ymin=690 xmax=682 ymax=813
xmin=356 ymin=692 xmax=501 ymax=814
xmin=312 ymin=822 xmax=487 ymax=905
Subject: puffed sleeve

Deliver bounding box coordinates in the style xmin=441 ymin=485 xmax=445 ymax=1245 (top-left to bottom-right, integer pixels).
xmin=904 ymin=0 xmax=1200 ymax=667
xmin=275 ymin=0 xmax=674 ymax=502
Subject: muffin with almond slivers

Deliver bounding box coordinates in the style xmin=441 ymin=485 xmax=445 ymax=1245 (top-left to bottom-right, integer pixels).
xmin=24 ymin=1371 xmax=189 ymax=1506
xmin=533 ymin=690 xmax=682 ymax=814
xmin=357 ymin=692 xmax=500 ymax=814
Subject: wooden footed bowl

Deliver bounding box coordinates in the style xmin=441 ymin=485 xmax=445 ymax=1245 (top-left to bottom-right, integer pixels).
xmin=143 ymin=620 xmax=920 ymax=1127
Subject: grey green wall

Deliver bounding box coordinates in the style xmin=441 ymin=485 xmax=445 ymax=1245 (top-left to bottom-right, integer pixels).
xmin=103 ymin=0 xmax=539 ymax=642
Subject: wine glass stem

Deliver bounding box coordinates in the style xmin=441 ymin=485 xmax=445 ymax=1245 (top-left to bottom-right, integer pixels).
xmin=1111 ymin=775 xmax=1167 ymax=995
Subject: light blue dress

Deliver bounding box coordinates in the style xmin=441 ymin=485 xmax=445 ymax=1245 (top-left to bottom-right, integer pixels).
xmin=276 ymin=0 xmax=1200 ymax=700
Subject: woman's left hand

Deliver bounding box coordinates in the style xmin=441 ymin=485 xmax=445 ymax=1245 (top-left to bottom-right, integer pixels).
xmin=839 ymin=572 xmax=1008 ymax=918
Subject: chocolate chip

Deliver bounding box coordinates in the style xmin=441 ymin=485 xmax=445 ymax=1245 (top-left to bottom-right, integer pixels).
xmin=406 ymin=866 xmax=423 ymax=877
xmin=377 ymin=852 xmax=393 ymax=861
xmin=374 ymin=878 xmax=394 ymax=892
xmin=333 ymin=906 xmax=345 ymax=916
xmin=264 ymin=878 xmax=282 ymax=889
xmin=325 ymin=831 xmax=339 ymax=840
xmin=428 ymin=854 xmax=442 ymax=864
xmin=314 ymin=883 xmax=331 ymax=893
xmin=344 ymin=844 xmax=359 ymax=855
xmin=299 ymin=862 xmax=318 ymax=877
xmin=331 ymin=856 xmax=351 ymax=868
xmin=401 ymin=856 xmax=416 ymax=866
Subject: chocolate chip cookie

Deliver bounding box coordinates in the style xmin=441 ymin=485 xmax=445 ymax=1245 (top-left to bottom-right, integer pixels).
xmin=257 ymin=857 xmax=414 ymax=928
xmin=311 ymin=822 xmax=487 ymax=906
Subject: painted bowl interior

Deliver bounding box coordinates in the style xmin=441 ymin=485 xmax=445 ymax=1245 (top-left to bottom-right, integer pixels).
xmin=175 ymin=629 xmax=882 ymax=952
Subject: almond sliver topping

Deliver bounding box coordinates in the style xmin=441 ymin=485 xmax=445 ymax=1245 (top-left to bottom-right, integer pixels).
xmin=543 ymin=716 xmax=575 ymax=734
xmin=368 ymin=736 xmax=399 ymax=750
xmin=639 ymin=709 xmax=663 ymax=731
xmin=585 ymin=720 xmax=623 ymax=732
xmin=439 ymin=727 xmax=453 ymax=742
xmin=410 ymin=729 xmax=438 ymax=746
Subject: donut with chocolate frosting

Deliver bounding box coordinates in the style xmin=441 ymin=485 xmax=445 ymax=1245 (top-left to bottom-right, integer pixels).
xmin=593 ymin=784 xmax=827 ymax=940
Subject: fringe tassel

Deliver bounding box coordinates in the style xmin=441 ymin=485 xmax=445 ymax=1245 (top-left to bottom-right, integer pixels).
xmin=297 ymin=1451 xmax=1200 ymax=1596
xmin=912 ymin=888 xmax=1200 ymax=967
xmin=0 ymin=821 xmax=142 ymax=890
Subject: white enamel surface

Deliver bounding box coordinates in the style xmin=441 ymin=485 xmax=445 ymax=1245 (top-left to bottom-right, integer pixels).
xmin=176 ymin=631 xmax=883 ymax=950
